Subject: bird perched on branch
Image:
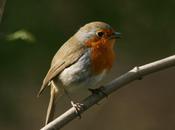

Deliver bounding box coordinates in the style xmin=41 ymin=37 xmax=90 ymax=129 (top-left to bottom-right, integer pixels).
xmin=37 ymin=21 xmax=121 ymax=125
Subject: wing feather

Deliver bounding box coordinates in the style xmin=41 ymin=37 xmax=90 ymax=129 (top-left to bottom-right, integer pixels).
xmin=38 ymin=37 xmax=85 ymax=96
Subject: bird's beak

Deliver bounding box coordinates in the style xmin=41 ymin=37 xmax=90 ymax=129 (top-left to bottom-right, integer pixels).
xmin=110 ymin=32 xmax=121 ymax=39
xmin=111 ymin=32 xmax=121 ymax=39
xmin=109 ymin=32 xmax=121 ymax=40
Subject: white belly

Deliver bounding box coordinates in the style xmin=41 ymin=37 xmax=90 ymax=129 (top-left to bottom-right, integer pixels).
xmin=59 ymin=49 xmax=106 ymax=90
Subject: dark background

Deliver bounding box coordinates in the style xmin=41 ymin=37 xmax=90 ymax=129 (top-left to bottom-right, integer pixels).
xmin=0 ymin=0 xmax=175 ymax=130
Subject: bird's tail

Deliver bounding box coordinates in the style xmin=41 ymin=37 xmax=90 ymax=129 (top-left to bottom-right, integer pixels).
xmin=45 ymin=81 xmax=59 ymax=125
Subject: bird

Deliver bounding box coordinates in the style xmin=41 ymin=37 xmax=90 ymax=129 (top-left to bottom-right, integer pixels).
xmin=37 ymin=21 xmax=121 ymax=125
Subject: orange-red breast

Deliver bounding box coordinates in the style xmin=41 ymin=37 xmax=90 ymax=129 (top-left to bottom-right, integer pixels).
xmin=38 ymin=21 xmax=121 ymax=125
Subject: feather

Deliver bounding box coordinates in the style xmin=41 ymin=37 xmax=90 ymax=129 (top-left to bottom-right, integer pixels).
xmin=37 ymin=37 xmax=85 ymax=96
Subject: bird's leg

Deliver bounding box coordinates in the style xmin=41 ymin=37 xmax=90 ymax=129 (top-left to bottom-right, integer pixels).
xmin=88 ymin=86 xmax=108 ymax=98
xmin=70 ymin=101 xmax=84 ymax=118
xmin=63 ymin=88 xmax=84 ymax=118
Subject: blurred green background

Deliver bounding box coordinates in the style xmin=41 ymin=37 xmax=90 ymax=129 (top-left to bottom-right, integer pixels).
xmin=0 ymin=0 xmax=175 ymax=130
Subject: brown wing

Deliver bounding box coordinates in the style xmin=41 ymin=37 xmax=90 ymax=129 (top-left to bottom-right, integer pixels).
xmin=37 ymin=37 xmax=85 ymax=96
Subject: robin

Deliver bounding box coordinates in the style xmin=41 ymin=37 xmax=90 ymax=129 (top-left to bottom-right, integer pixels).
xmin=38 ymin=21 xmax=121 ymax=125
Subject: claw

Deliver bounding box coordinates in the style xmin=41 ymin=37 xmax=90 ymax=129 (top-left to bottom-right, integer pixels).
xmin=71 ymin=101 xmax=84 ymax=119
xmin=88 ymin=86 xmax=108 ymax=98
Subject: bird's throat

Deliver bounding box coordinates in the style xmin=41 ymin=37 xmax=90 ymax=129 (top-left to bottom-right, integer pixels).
xmin=86 ymin=38 xmax=116 ymax=74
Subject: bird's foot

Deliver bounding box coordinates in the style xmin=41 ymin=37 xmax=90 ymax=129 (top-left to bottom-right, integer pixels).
xmin=71 ymin=101 xmax=84 ymax=119
xmin=88 ymin=86 xmax=108 ymax=98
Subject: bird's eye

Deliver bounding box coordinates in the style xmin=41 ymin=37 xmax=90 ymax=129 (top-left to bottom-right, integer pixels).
xmin=96 ymin=31 xmax=104 ymax=37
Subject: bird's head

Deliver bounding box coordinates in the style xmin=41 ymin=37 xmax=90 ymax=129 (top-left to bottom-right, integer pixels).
xmin=74 ymin=21 xmax=121 ymax=47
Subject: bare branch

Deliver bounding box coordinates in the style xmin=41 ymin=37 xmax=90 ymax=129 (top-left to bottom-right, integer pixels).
xmin=0 ymin=0 xmax=6 ymax=24
xmin=41 ymin=55 xmax=175 ymax=130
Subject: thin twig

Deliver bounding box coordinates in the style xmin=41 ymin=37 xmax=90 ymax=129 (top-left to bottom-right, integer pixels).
xmin=41 ymin=55 xmax=175 ymax=130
